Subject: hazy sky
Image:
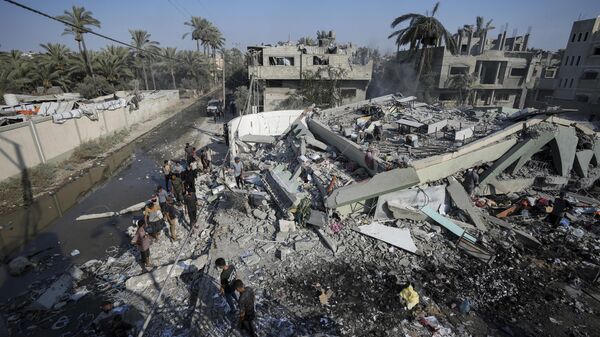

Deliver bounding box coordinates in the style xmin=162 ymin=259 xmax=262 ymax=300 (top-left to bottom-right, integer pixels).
xmin=1 ymin=0 xmax=599 ymax=55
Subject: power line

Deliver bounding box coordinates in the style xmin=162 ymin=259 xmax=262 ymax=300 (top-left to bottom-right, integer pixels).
xmin=166 ymin=0 xmax=188 ymax=19
xmin=3 ymin=0 xmax=183 ymax=63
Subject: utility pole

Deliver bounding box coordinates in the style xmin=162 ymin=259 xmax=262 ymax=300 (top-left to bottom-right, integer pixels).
xmin=222 ymin=49 xmax=226 ymax=113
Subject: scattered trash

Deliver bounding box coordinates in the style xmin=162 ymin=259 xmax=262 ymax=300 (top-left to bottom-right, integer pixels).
xmin=70 ymin=249 xmax=80 ymax=256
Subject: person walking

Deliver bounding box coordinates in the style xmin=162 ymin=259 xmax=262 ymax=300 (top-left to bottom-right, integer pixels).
xmin=234 ymin=279 xmax=257 ymax=337
xmin=183 ymin=166 xmax=197 ymax=193
xmin=215 ymin=258 xmax=237 ymax=314
xmin=171 ymin=174 xmax=185 ymax=203
xmin=163 ymin=160 xmax=171 ymax=192
xmin=184 ymin=143 xmax=194 ymax=164
xmin=165 ymin=197 xmax=179 ymax=241
xmin=156 ymin=186 xmax=169 ymax=214
xmin=184 ymin=189 xmax=198 ymax=227
xmin=144 ymin=197 xmax=163 ymax=239
xmin=223 ymin=123 xmax=229 ymax=147
xmin=204 ymin=147 xmax=213 ymax=172
xmin=231 ymin=157 xmax=244 ymax=188
xmin=131 ymin=219 xmax=152 ymax=270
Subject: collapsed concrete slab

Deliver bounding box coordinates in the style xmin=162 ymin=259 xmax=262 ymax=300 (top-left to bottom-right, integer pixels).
xmin=478 ymin=178 xmax=535 ymax=196
xmin=551 ymin=125 xmax=578 ymax=176
xmin=263 ymin=165 xmax=307 ymax=212
xmin=125 ymin=255 xmax=208 ymax=294
xmin=574 ymin=150 xmax=594 ymax=178
xmin=32 ymin=274 xmax=73 ymax=310
xmin=446 ymin=177 xmax=487 ymax=231
xmin=482 ymin=214 xmax=541 ymax=248
xmin=239 ymin=134 xmax=276 ymax=144
xmin=357 ymin=223 xmax=418 ymax=254
xmin=386 ymin=202 xmax=427 ymax=221
xmin=325 ymin=167 xmax=420 ymax=210
xmin=374 ymin=184 xmax=447 ymax=220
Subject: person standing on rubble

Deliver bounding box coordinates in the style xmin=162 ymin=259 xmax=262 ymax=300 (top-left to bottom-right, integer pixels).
xmin=144 ymin=197 xmax=163 ymax=239
xmin=365 ymin=148 xmax=376 ymax=171
xmin=184 ymin=189 xmax=198 ymax=227
xmin=231 ymin=157 xmax=245 ymax=188
xmin=163 ymin=160 xmax=172 ymax=192
xmin=165 ymin=197 xmax=179 ymax=241
xmin=204 ymin=147 xmax=213 ymax=172
xmin=223 ymin=123 xmax=229 ymax=147
xmin=234 ymin=279 xmax=257 ymax=337
xmin=131 ymin=219 xmax=152 ymax=270
xmin=464 ymin=168 xmax=479 ymax=196
xmin=215 ymin=258 xmax=238 ymax=314
xmin=182 ymin=165 xmax=197 ymax=193
xmin=184 ymin=143 xmax=194 ymax=164
xmin=549 ymin=191 xmax=572 ymax=226
xmin=171 ymin=174 xmax=185 ymax=203
xmin=157 ymin=186 xmax=169 ymax=214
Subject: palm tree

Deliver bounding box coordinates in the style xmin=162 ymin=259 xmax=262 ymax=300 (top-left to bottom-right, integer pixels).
xmin=0 ymin=50 xmax=34 ymax=94
xmin=129 ymin=29 xmax=160 ymax=90
xmin=162 ymin=47 xmax=178 ymax=89
xmin=39 ymin=43 xmax=72 ymax=72
xmin=388 ymin=2 xmax=457 ymax=89
xmin=183 ymin=16 xmax=211 ymax=53
xmin=56 ymin=6 xmax=100 ymax=78
xmin=96 ymin=46 xmax=133 ymax=85
xmin=206 ymin=27 xmax=225 ymax=57
xmin=448 ymin=72 xmax=476 ymax=105
xmin=474 ymin=16 xmax=495 ymax=54
xmin=32 ymin=63 xmax=70 ymax=93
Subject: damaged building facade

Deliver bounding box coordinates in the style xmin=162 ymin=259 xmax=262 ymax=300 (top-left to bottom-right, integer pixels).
xmin=398 ymin=26 xmax=538 ymax=109
xmin=247 ymin=31 xmax=373 ymax=112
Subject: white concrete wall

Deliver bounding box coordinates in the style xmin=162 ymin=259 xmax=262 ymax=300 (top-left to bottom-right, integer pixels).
xmin=228 ymin=109 xmax=303 ymax=157
xmin=0 ymin=90 xmax=179 ymax=182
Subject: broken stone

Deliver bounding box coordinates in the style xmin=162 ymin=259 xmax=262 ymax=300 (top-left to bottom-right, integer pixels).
xmin=294 ymin=240 xmax=317 ymax=251
xmin=32 ymin=274 xmax=73 ymax=310
xmin=252 ymin=209 xmax=268 ymax=220
xmin=8 ymin=256 xmax=32 ymax=276
xmin=278 ymin=219 xmax=296 ymax=233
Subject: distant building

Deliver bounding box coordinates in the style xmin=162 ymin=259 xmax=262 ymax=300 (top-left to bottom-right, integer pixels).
xmin=553 ymin=16 xmax=600 ymax=110
xmin=398 ymin=26 xmax=539 ymax=109
xmin=247 ymin=31 xmax=373 ymax=112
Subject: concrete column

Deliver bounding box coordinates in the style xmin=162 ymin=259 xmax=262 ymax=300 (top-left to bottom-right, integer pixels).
xmin=29 ymin=119 xmax=46 ymax=164
xmin=494 ymin=63 xmax=501 ymax=84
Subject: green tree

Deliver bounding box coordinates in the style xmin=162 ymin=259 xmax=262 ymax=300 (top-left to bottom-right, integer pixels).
xmin=0 ymin=50 xmax=34 ymax=97
xmin=161 ymin=47 xmax=178 ymax=89
xmin=129 ymin=29 xmax=160 ymax=90
xmin=388 ymin=2 xmax=457 ymax=89
xmin=56 ymin=6 xmax=100 ymax=78
xmin=224 ymin=48 xmax=248 ymax=90
xmin=448 ymin=72 xmax=476 ymax=105
xmin=234 ymin=85 xmax=249 ymax=114
xmin=474 ymin=16 xmax=495 ymax=54
xmin=288 ymin=65 xmax=348 ymax=109
xmin=183 ymin=16 xmax=211 ymax=53
xmin=95 ymin=45 xmax=133 ymax=86
xmin=206 ymin=26 xmax=225 ymax=57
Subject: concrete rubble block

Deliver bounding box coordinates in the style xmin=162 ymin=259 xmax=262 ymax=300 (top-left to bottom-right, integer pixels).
xmin=312 ymin=227 xmax=337 ymax=253
xmin=32 ymin=274 xmax=73 ymax=310
xmin=480 ymin=131 xmax=555 ymax=184
xmin=125 ymin=255 xmax=207 ymax=293
xmin=454 ymin=126 xmax=474 ymax=141
xmin=544 ymin=175 xmax=569 ymax=185
xmin=263 ymin=166 xmax=307 ymax=211
xmin=241 ymin=254 xmax=261 ymax=266
xmin=294 ymin=239 xmax=317 ymax=252
xmin=550 ymin=125 xmax=578 ymax=176
xmin=420 ymin=205 xmax=477 ymax=243
xmin=252 ymin=209 xmax=268 ymax=220
xmin=275 ymin=231 xmax=289 ymax=242
xmin=249 ymin=191 xmax=268 ymax=207
xmin=8 ymin=256 xmax=32 ymax=276
xmin=386 ymin=202 xmax=427 ymax=221
xmin=446 ymin=177 xmax=487 ymax=231
xmin=375 ymin=185 xmax=447 ymax=220
xmin=278 ymin=219 xmax=297 ymax=233
xmin=478 ymin=178 xmax=535 ymax=196
xmin=574 ymin=150 xmax=594 ymax=178
xmin=276 ymin=248 xmax=291 ymax=261
xmin=426 ymin=119 xmax=448 ymax=134
xmin=482 ymin=214 xmax=541 ymax=248
xmin=307 ymin=210 xmax=327 ymax=227
xmin=326 ymin=167 xmax=420 ymax=209
xmin=592 ymin=140 xmax=600 ymax=166
xmin=68 ymin=266 xmax=84 ymax=282
xmin=357 ymin=223 xmax=418 ymax=254
xmin=239 ymin=134 xmax=275 ymax=144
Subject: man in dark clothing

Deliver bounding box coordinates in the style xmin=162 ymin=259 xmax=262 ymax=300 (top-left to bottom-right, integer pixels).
xmin=223 ymin=123 xmax=229 ymax=147
xmin=234 ymin=279 xmax=257 ymax=337
xmin=183 ymin=166 xmax=197 ymax=192
xmin=184 ymin=190 xmax=198 ymax=227
xmin=184 ymin=143 xmax=193 ymax=164
xmin=92 ymin=301 xmax=115 ymax=336
xmin=215 ymin=258 xmax=237 ymax=314
xmin=170 ymin=174 xmax=184 ymax=203
xmin=549 ymin=191 xmax=572 ymax=226
xmin=157 ymin=186 xmax=169 ymax=213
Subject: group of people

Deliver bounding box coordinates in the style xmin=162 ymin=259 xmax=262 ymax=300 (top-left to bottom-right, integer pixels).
xmin=215 ymin=258 xmax=256 ymax=337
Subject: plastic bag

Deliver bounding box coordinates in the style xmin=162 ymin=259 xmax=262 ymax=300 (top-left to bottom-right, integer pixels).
xmin=399 ymin=284 xmax=420 ymax=310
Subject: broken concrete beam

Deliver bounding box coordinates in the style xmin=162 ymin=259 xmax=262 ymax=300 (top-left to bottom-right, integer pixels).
xmin=480 ymin=131 xmax=555 ymax=185
xmin=477 ymin=178 xmax=535 ymax=196
xmin=386 ymin=202 xmax=427 ymax=221
xmin=325 ymin=167 xmax=420 ymax=209
xmin=551 ymin=125 xmax=578 ymax=176
xmin=574 ymin=150 xmax=594 ymax=178
xmin=312 ymin=227 xmax=337 ymax=253
xmin=357 ymin=223 xmax=418 ymax=254
xmin=253 ymin=209 xmax=268 ymax=220
xmin=308 ymin=118 xmax=379 ymax=176
xmin=565 ymin=192 xmax=600 ymax=206
xmin=262 ymin=166 xmax=306 ymax=212
xmin=446 ymin=177 xmax=487 ymax=231
xmin=426 ymin=119 xmax=448 ymax=134
xmin=375 ymin=185 xmax=446 ymax=220
xmin=420 ymin=205 xmax=477 ymax=243
xmin=239 ymin=134 xmax=276 ymax=144
xmin=76 ymin=212 xmax=116 ymax=221
xmin=482 ymin=213 xmax=541 ymax=248
xmin=32 ymin=274 xmax=73 ymax=310
xmin=544 ymin=175 xmax=569 ymax=185
xmin=305 ymin=136 xmax=328 ymax=151
xmin=118 ymin=202 xmax=147 ymax=215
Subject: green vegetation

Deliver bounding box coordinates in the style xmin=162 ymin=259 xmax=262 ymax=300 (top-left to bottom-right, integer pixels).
xmin=0 ymin=7 xmax=245 ymax=103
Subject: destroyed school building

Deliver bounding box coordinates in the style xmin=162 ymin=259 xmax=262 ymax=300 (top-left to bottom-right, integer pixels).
xmin=222 ymin=93 xmax=600 ymax=335
xmin=247 ymin=31 xmax=373 ymax=112
xmin=397 ymin=24 xmax=538 ymax=110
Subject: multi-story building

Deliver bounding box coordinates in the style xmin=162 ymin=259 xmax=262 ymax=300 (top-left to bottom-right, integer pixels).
xmin=247 ymin=32 xmax=373 ymax=112
xmin=553 ymin=16 xmax=600 ymax=110
xmin=398 ymin=26 xmax=539 ymax=109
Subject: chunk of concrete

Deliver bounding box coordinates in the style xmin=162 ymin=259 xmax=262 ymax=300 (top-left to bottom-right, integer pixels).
xmin=454 ymin=126 xmax=474 ymax=141
xmin=8 ymin=256 xmax=32 ymax=276
xmin=313 ymin=227 xmax=337 ymax=253
xmin=551 ymin=126 xmax=578 ymax=176
xmin=33 ymin=274 xmax=73 ymax=310
xmin=307 ymin=210 xmax=327 ymax=227
xmin=478 ymin=178 xmax=535 ymax=196
xmin=426 ymin=119 xmax=448 ymax=134
xmin=278 ymin=219 xmax=296 ymax=233
xmin=294 ymin=240 xmax=317 ymax=251
xmin=375 ymin=185 xmax=447 ymax=220
xmin=446 ymin=177 xmax=486 ymax=231
xmin=482 ymin=214 xmax=541 ymax=248
xmin=386 ymin=202 xmax=427 ymax=221
xmin=574 ymin=150 xmax=594 ymax=178
xmin=240 ymin=134 xmax=275 ymax=144
xmin=420 ymin=205 xmax=477 ymax=243
xmin=125 ymin=257 xmax=205 ymax=293
xmin=252 ymin=209 xmax=268 ymax=220
xmin=357 ymin=223 xmax=418 ymax=254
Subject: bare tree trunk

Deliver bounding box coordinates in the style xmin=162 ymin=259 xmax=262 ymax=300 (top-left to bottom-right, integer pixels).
xmin=414 ymin=46 xmax=427 ymax=92
xmin=196 ymin=40 xmax=200 ymax=52
xmin=171 ymin=68 xmax=176 ymax=89
xmin=141 ymin=61 xmax=149 ymax=90
xmin=80 ymin=37 xmax=94 ymax=78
